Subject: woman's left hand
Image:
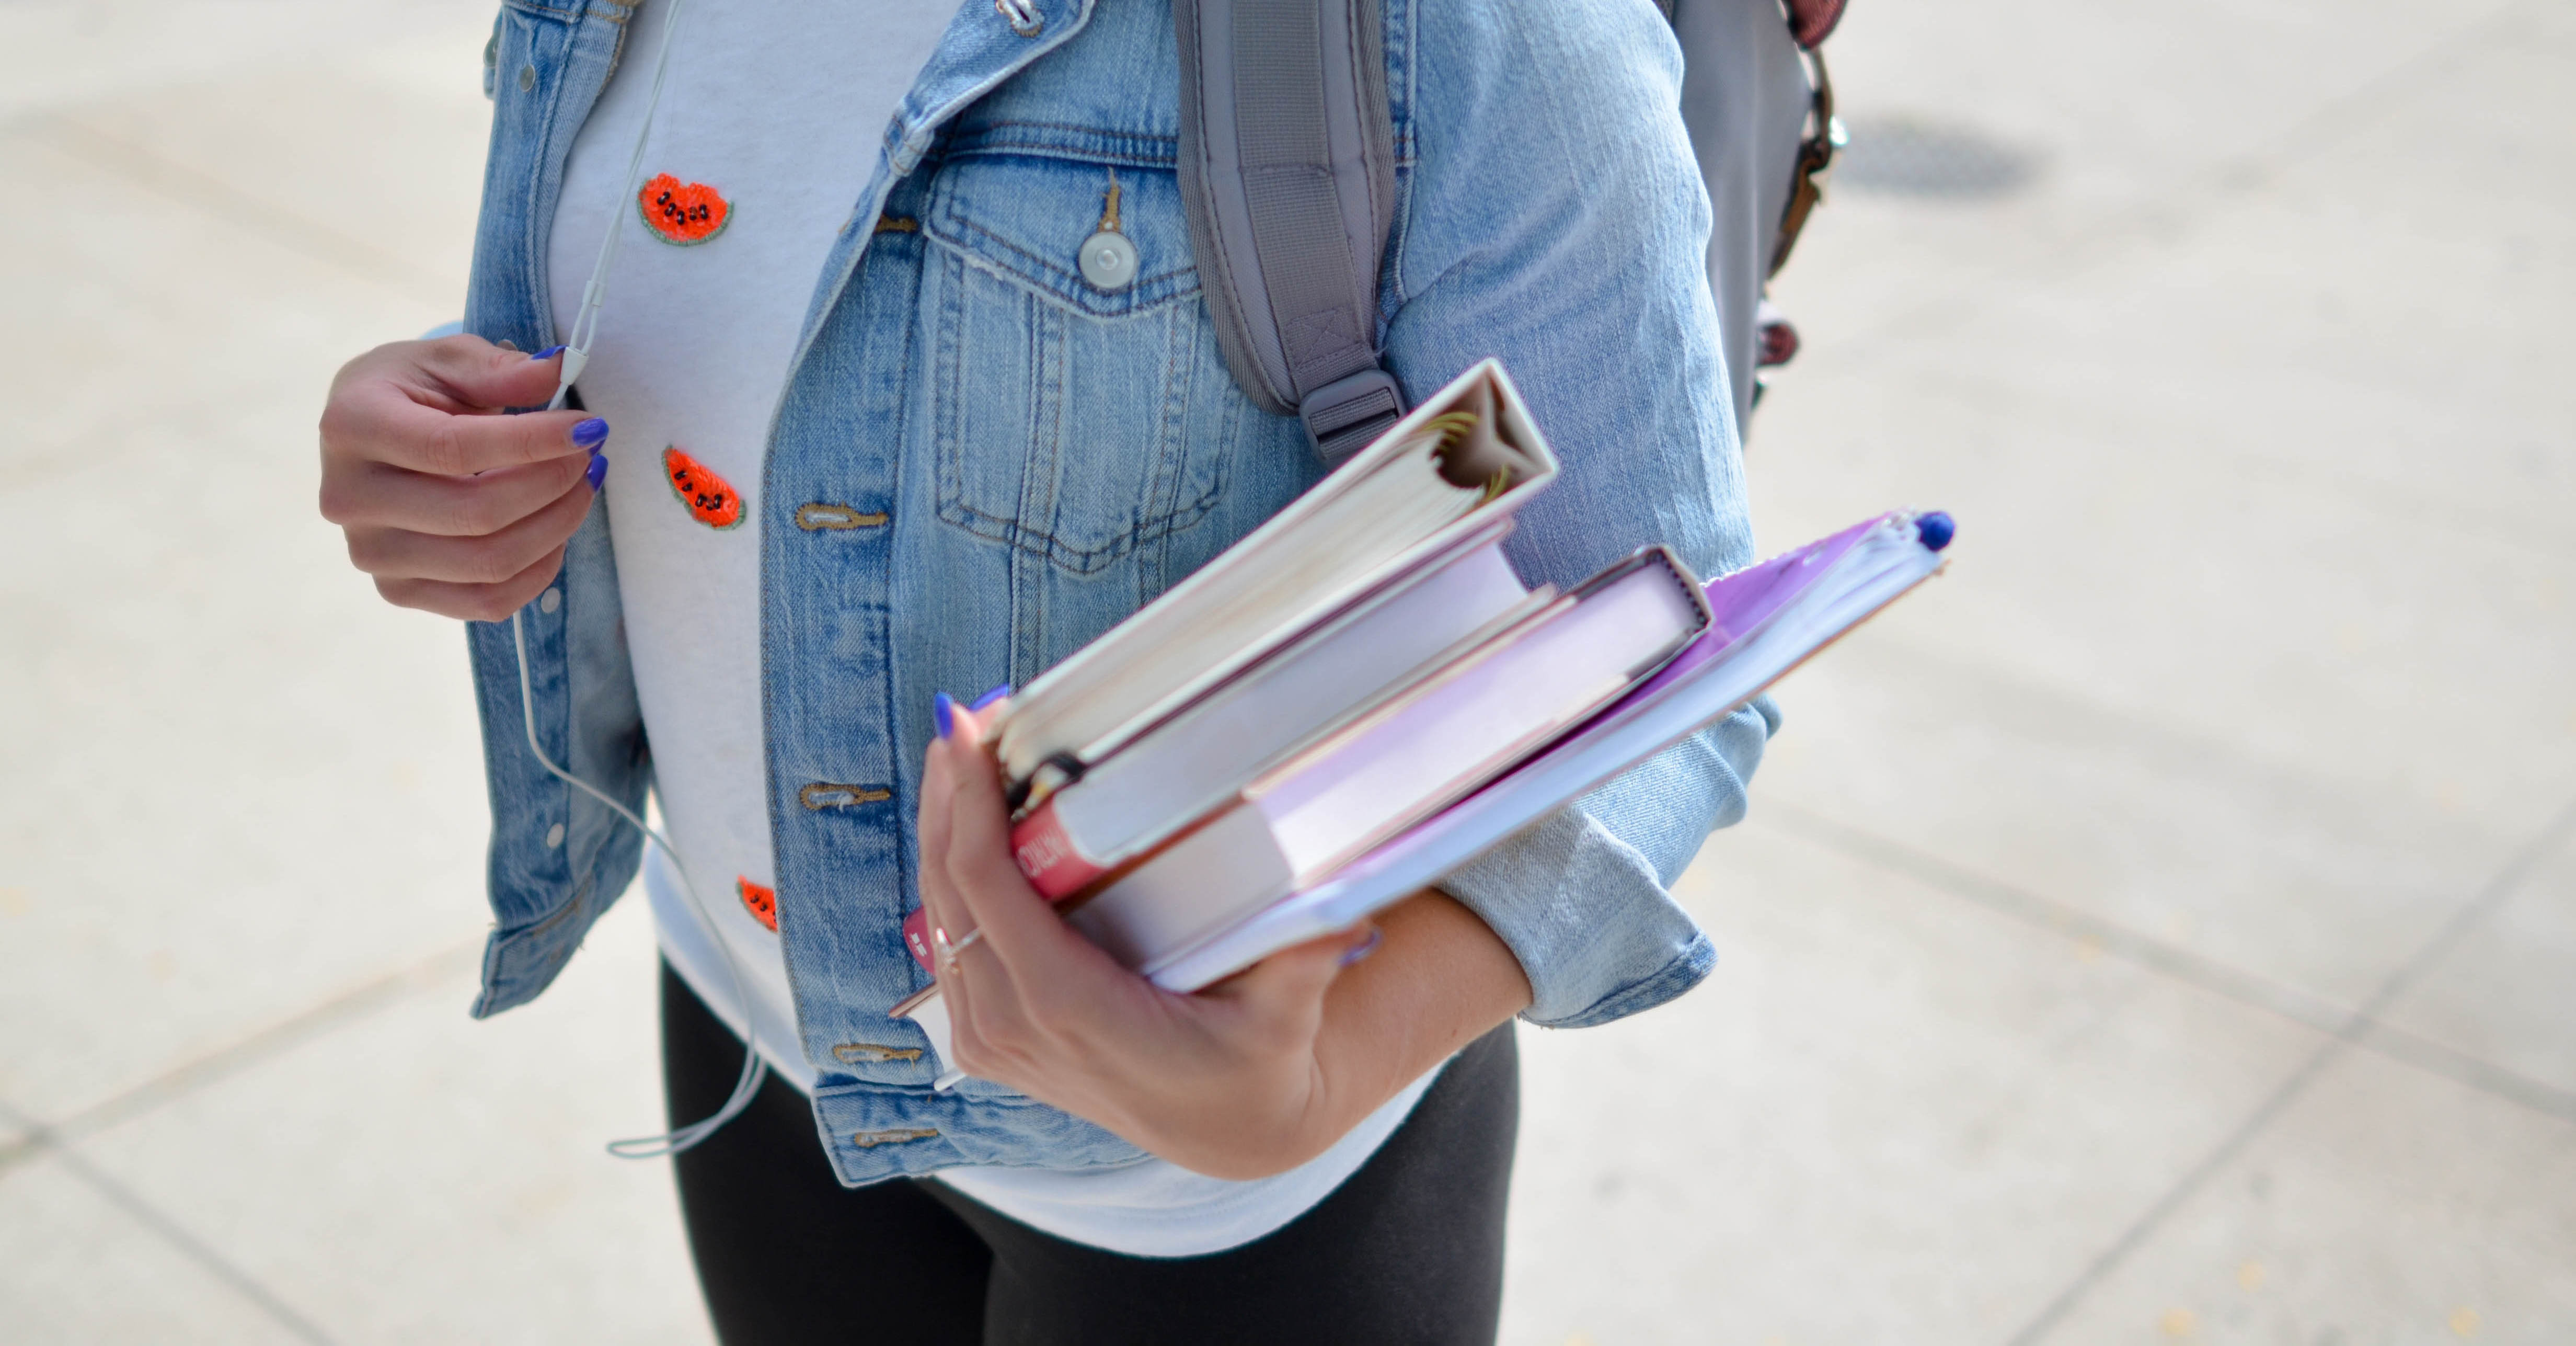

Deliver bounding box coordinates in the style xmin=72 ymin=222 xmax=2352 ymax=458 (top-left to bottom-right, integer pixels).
xmin=914 ymin=695 xmax=1387 ymax=1180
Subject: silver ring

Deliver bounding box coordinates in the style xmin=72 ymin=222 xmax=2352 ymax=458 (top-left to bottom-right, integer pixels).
xmin=935 ymin=925 xmax=984 ymax=976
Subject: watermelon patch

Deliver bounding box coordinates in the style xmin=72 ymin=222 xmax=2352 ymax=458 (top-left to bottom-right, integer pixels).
xmin=738 ymin=877 xmax=777 ymax=932
xmin=663 ymin=447 xmax=744 ymax=530
xmin=639 ymin=173 xmax=732 ymax=245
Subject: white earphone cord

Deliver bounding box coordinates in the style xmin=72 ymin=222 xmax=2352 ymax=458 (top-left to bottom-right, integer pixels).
xmin=519 ymin=0 xmax=769 ymax=1159
xmin=547 ymin=0 xmax=688 ymax=413
xmin=513 ymin=612 xmax=766 ymax=1157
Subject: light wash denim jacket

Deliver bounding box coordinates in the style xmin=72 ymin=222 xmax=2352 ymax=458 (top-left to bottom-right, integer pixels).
xmin=462 ymin=0 xmax=1777 ymax=1185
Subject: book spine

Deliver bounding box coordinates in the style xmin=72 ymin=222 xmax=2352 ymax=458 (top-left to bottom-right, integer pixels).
xmin=1009 ymin=799 xmax=1111 ymax=900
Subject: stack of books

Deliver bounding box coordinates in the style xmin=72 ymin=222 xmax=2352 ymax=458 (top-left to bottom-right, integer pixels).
xmin=896 ymin=361 xmax=1951 ymax=1081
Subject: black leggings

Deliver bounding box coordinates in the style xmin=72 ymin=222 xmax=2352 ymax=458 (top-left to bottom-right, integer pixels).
xmin=661 ymin=962 xmax=1519 ymax=1345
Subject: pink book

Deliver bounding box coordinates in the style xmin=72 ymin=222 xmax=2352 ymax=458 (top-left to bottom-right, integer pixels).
xmin=1061 ymin=547 xmax=1711 ymax=968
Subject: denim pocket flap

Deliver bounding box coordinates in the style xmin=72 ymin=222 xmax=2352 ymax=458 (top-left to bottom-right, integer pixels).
xmin=923 ymin=153 xmax=1198 ymax=318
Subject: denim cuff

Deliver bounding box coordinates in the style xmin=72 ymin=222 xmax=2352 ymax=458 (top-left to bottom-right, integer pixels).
xmin=1434 ymin=700 xmax=1776 ymax=1028
xmin=1438 ymin=799 xmax=1718 ymax=1029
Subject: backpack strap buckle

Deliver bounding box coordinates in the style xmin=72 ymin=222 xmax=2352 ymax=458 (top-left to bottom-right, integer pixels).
xmin=1300 ymin=367 xmax=1405 ymax=467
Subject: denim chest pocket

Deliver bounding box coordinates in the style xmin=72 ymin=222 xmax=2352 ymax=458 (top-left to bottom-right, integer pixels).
xmin=919 ymin=152 xmax=1237 ymax=574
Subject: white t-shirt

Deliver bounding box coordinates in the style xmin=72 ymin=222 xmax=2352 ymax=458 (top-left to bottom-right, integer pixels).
xmin=547 ymin=0 xmax=1432 ymax=1258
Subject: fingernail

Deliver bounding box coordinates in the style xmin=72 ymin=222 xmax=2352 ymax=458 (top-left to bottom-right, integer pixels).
xmin=584 ymin=451 xmax=607 ymax=492
xmin=531 ymin=344 xmax=566 ymax=361
xmin=933 ymin=691 xmax=956 ymax=740
xmin=1339 ymin=927 xmax=1383 ymax=967
xmin=571 ymin=417 xmax=610 ymax=449
xmin=969 ymin=683 xmax=1012 ymax=711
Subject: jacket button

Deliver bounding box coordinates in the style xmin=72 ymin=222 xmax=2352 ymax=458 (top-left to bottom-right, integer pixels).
xmin=518 ymin=64 xmax=535 ymax=92
xmin=538 ymin=587 xmax=561 ymax=614
xmin=1079 ymin=230 xmax=1137 ymax=291
xmin=544 ymin=823 xmax=566 ymax=849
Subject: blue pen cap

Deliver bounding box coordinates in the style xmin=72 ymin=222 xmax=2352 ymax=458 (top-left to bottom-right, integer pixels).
xmin=1915 ymin=511 xmax=1956 ymax=552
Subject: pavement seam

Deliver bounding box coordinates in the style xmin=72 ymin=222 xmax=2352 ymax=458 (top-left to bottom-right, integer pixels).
xmin=0 ymin=939 xmax=482 ymax=1174
xmin=2000 ymin=794 xmax=2576 ymax=1344
xmin=0 ymin=942 xmax=483 ymax=1340
xmin=41 ymin=1136 xmax=342 ymax=1346
xmin=1761 ymin=802 xmax=2576 ymax=1126
xmin=0 ymin=1096 xmax=339 ymax=1344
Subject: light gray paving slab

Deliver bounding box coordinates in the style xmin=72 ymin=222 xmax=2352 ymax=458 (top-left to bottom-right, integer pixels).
xmin=1763 ymin=0 xmax=2531 ymax=367
xmin=0 ymin=69 xmax=503 ymax=1123
xmin=2377 ymin=845 xmax=2576 ymax=1099
xmin=1748 ymin=632 xmax=2539 ymax=1019
xmin=1756 ymin=208 xmax=2576 ymax=842
xmin=1803 ymin=10 xmax=2576 ymax=575
xmin=1769 ymin=0 xmax=2575 ymax=557
xmin=0 ymin=60 xmax=478 ymax=481
xmin=70 ymin=893 xmax=714 ymax=1346
xmin=2036 ymin=1045 xmax=2576 ymax=1344
xmin=2524 ymin=0 xmax=2576 ymax=46
xmin=1497 ymin=820 xmax=2326 ymax=1346
xmin=1825 ymin=0 xmax=2517 ymax=206
xmin=0 ymin=1149 xmax=311 ymax=1345
xmin=2014 ymin=20 xmax=2576 ymax=534
xmin=1732 ymin=5 xmax=2576 ymax=1019
xmin=0 ymin=0 xmax=492 ymax=121
xmin=54 ymin=32 xmax=495 ymax=305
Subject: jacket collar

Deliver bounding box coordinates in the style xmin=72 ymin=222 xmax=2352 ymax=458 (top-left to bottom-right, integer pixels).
xmin=788 ymin=0 xmax=1101 ymax=377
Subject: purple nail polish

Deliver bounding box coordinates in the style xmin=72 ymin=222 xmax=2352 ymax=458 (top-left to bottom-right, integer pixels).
xmin=571 ymin=417 xmax=610 ymax=449
xmin=531 ymin=344 xmax=566 ymax=361
xmin=969 ymin=683 xmax=1012 ymax=711
xmin=584 ymin=451 xmax=607 ymax=492
xmin=933 ymin=692 xmax=956 ymax=740
xmin=1339 ymin=927 xmax=1383 ymax=967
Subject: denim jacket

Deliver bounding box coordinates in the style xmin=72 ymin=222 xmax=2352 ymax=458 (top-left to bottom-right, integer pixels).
xmin=461 ymin=0 xmax=1776 ymax=1185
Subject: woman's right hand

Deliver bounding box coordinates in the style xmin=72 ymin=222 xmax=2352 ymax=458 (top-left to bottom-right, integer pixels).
xmin=317 ymin=336 xmax=609 ymax=622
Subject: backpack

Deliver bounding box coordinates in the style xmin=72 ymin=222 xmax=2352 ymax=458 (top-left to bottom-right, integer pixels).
xmin=1169 ymin=0 xmax=1844 ymax=464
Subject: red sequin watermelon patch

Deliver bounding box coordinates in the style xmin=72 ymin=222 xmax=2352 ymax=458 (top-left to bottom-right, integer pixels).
xmin=639 ymin=173 xmax=732 ymax=245
xmin=738 ymin=877 xmax=778 ymax=932
xmin=663 ymin=447 xmax=744 ymax=530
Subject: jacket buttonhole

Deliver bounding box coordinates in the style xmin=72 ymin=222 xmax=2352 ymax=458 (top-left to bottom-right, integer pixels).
xmin=833 ymin=1043 xmax=926 ymax=1064
xmin=800 ymin=782 xmax=893 ymax=811
xmin=850 ymin=1127 xmax=940 ymax=1147
xmin=796 ymin=503 xmax=891 ymax=531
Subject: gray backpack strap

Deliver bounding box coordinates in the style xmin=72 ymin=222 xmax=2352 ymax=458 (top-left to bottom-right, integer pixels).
xmin=1175 ymin=0 xmax=1404 ymax=467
